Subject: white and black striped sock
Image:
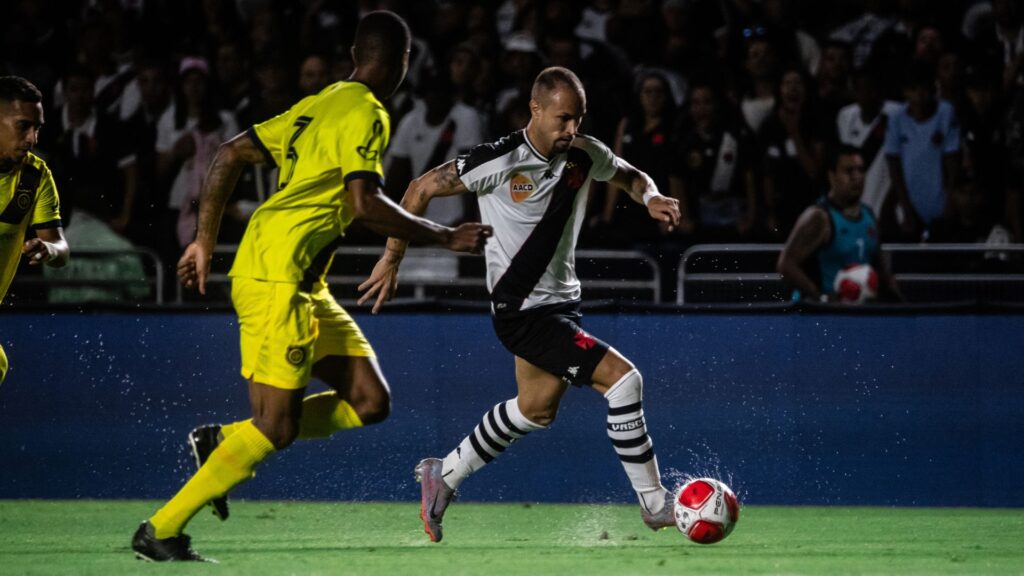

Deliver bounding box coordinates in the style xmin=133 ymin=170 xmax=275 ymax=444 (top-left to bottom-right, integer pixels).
xmin=605 ymin=369 xmax=666 ymax=512
xmin=441 ymin=397 xmax=544 ymax=489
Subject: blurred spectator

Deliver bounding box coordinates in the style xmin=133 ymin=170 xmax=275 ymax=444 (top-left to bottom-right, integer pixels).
xmin=495 ymin=32 xmax=544 ymax=123
xmin=959 ymin=63 xmax=1019 ymax=241
xmin=1 ymin=0 xmax=1021 ymax=286
xmin=298 ymin=54 xmax=331 ymax=97
xmin=763 ymin=0 xmax=821 ymax=74
xmin=760 ymin=66 xmax=826 ymax=239
xmin=385 ymin=73 xmax=484 ymax=225
xmin=213 ymin=39 xmax=253 ymax=126
xmin=448 ymin=43 xmax=485 ymax=109
xmin=937 ymin=49 xmax=966 ymax=105
xmin=543 ymin=32 xmax=632 ymax=144
xmin=2 ymin=0 xmax=70 ymax=100
xmin=575 ymin=0 xmax=613 ymax=44
xmin=155 ymin=57 xmax=238 ymax=250
xmin=250 ymin=57 xmax=294 ymax=123
xmin=606 ymin=0 xmax=664 ymax=66
xmin=298 ymin=0 xmax=357 ymax=57
xmin=884 ymin=64 xmax=961 ymax=241
xmin=913 ymin=26 xmax=945 ymax=69
xmin=836 ymin=68 xmax=901 ymax=218
xmin=829 ymin=0 xmax=897 ymax=69
xmin=928 ymin=178 xmax=1002 ymax=243
xmin=41 ymin=65 xmax=131 ymax=233
xmin=992 ymin=0 xmax=1024 ymax=89
xmin=54 ymin=16 xmax=136 ymax=118
xmin=598 ymin=72 xmax=676 ymax=244
xmin=669 ymin=81 xmax=757 ymax=242
xmin=118 ymin=58 xmax=172 ymax=248
xmin=738 ymin=33 xmax=779 ymax=134
xmin=815 ymin=40 xmax=854 ymax=141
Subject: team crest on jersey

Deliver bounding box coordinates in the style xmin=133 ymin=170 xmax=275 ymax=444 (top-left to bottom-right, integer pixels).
xmin=286 ymin=346 xmax=307 ymax=366
xmin=510 ymin=173 xmax=536 ymax=203
xmin=564 ymin=162 xmax=586 ymax=189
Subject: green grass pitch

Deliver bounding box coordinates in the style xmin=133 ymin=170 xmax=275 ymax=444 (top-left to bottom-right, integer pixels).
xmin=1 ymin=500 xmax=1022 ymax=575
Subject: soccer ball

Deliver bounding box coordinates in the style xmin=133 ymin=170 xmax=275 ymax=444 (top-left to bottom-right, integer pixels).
xmin=674 ymin=478 xmax=739 ymax=544
xmin=833 ymin=263 xmax=878 ymax=304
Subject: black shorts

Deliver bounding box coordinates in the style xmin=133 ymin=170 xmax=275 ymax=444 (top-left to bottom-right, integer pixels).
xmin=491 ymin=300 xmax=610 ymax=386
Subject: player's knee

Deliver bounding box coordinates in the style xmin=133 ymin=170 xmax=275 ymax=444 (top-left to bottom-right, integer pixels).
xmin=605 ymin=368 xmax=643 ymax=404
xmin=253 ymin=415 xmax=300 ymax=449
xmin=521 ymin=406 xmax=558 ymax=427
xmin=353 ymin=385 xmax=391 ymax=425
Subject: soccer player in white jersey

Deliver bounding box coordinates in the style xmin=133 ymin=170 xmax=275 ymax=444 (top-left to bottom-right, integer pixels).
xmin=359 ymin=67 xmax=681 ymax=542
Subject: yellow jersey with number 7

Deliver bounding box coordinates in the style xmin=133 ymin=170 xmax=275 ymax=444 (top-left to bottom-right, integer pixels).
xmin=230 ymin=81 xmax=390 ymax=288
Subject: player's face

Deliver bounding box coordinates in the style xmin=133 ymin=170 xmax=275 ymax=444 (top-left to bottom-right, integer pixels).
xmin=532 ymin=86 xmax=585 ymax=156
xmin=0 ymin=99 xmax=43 ymax=169
xmin=829 ymin=154 xmax=865 ymax=202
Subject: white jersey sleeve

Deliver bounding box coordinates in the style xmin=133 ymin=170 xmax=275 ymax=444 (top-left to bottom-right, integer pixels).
xmin=456 ymin=132 xmax=524 ymax=195
xmin=575 ymin=134 xmax=618 ymax=182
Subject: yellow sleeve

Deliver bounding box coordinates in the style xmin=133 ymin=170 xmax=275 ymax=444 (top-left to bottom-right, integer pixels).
xmin=30 ymin=165 xmax=61 ymax=229
xmin=248 ymin=110 xmax=291 ymax=168
xmin=337 ymin=104 xmax=390 ymax=188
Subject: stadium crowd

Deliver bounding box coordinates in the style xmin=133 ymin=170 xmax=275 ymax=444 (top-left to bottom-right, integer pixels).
xmin=3 ymin=0 xmax=1022 ymax=298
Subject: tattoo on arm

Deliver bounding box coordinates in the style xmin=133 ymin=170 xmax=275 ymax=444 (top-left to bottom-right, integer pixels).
xmin=786 ymin=210 xmax=828 ymax=264
xmin=434 ymin=160 xmax=462 ymax=190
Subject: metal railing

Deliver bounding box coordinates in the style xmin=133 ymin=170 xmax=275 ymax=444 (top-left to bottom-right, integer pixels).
xmin=677 ymin=243 xmax=1024 ymax=304
xmin=7 ymin=247 xmax=165 ymax=304
xmin=177 ymin=245 xmax=662 ymax=305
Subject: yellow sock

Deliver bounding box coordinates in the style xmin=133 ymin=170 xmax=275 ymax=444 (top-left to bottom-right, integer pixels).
xmin=150 ymin=421 xmax=274 ymax=538
xmin=218 ymin=393 xmax=361 ymax=442
xmin=298 ymin=392 xmax=363 ymax=439
xmin=219 ymin=419 xmax=248 ymax=440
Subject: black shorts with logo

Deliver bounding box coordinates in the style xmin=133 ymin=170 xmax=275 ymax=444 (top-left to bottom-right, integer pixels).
xmin=491 ymin=300 xmax=610 ymax=386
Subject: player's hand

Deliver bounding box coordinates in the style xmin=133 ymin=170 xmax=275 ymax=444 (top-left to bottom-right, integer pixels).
xmin=177 ymin=241 xmax=212 ymax=295
xmin=446 ymin=222 xmax=493 ymax=254
xmin=358 ymin=257 xmax=400 ymax=314
xmin=22 ymin=238 xmax=56 ymax=266
xmin=647 ymin=196 xmax=680 ymax=231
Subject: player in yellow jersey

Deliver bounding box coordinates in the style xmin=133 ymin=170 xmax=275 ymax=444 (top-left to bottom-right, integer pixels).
xmin=131 ymin=11 xmax=492 ymax=562
xmin=0 ymin=76 xmax=70 ymax=385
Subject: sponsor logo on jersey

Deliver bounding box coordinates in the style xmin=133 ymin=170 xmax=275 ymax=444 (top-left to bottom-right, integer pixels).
xmin=510 ymin=173 xmax=536 ymax=203
xmin=356 ymin=120 xmax=385 ymax=161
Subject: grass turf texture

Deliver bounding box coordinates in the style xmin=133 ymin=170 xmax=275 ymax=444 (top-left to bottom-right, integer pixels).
xmin=1 ymin=501 xmax=1022 ymax=575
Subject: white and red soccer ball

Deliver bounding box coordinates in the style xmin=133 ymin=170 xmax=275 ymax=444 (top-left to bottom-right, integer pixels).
xmin=833 ymin=263 xmax=878 ymax=304
xmin=673 ymin=478 xmax=740 ymax=544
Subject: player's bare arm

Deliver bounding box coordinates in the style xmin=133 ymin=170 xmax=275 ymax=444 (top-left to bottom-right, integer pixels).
xmin=357 ymin=160 xmax=474 ymax=314
xmin=22 ymin=227 xmax=68 ymax=268
xmin=776 ymin=207 xmax=831 ymax=300
xmin=608 ymin=157 xmax=681 ymax=231
xmin=178 ymin=131 xmax=267 ymax=294
xmin=872 ymin=251 xmax=905 ymax=302
xmin=348 ymin=174 xmax=482 ymax=249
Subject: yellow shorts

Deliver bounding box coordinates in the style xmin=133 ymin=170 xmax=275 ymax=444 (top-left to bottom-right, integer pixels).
xmin=232 ymin=277 xmax=375 ymax=390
